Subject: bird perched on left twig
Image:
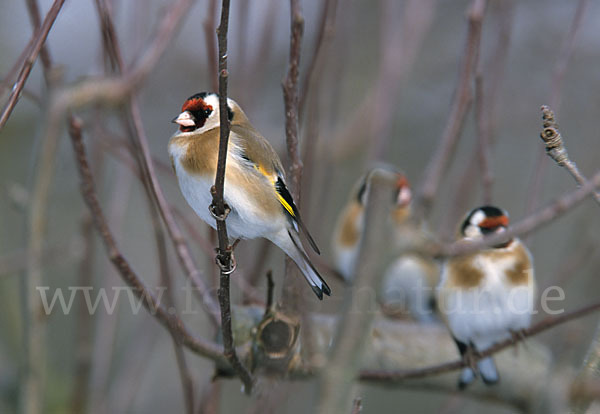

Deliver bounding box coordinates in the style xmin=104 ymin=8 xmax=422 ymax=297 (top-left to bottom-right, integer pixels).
xmin=168 ymin=92 xmax=330 ymax=299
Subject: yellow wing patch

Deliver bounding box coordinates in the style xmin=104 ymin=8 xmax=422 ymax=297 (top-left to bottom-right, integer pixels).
xmin=276 ymin=193 xmax=296 ymax=217
xmin=251 ymin=163 xmax=297 ymax=218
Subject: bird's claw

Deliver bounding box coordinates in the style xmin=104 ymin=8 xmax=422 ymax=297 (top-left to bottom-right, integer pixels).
xmin=209 ymin=203 xmax=231 ymax=221
xmin=215 ymin=251 xmax=237 ymax=274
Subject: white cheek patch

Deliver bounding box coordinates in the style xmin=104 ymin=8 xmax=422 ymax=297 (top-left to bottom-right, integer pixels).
xmin=470 ymin=210 xmax=486 ymax=226
xmin=203 ymin=94 xmax=220 ymax=109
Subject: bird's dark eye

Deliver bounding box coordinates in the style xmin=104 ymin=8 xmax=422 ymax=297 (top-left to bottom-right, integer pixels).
xmin=205 ymin=108 xmax=212 ymax=117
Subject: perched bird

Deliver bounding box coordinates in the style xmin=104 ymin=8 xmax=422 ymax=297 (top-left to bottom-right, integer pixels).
xmin=436 ymin=206 xmax=535 ymax=388
xmin=332 ymin=167 xmax=438 ymax=320
xmin=331 ymin=167 xmax=412 ymax=280
xmin=169 ymin=92 xmax=330 ymax=299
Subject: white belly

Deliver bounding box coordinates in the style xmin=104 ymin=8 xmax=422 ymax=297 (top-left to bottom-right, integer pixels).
xmin=173 ymin=158 xmax=282 ymax=240
xmin=438 ymin=255 xmax=535 ymax=349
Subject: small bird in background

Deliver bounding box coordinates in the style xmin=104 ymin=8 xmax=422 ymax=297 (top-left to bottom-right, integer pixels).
xmin=331 ymin=166 xmax=412 ymax=280
xmin=169 ymin=92 xmax=330 ymax=299
xmin=331 ymin=167 xmax=438 ymax=321
xmin=436 ymin=206 xmax=535 ymax=388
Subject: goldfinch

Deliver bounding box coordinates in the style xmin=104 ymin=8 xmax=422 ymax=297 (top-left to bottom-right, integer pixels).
xmin=436 ymin=206 xmax=535 ymax=388
xmin=168 ymin=92 xmax=330 ymax=299
xmin=332 ymin=167 xmax=438 ymax=320
xmin=331 ymin=167 xmax=412 ymax=280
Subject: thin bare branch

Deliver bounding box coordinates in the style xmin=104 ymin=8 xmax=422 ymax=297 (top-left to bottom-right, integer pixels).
xmin=264 ymin=270 xmax=274 ymax=317
xmin=359 ymin=300 xmax=600 ymax=382
xmin=281 ymin=0 xmax=305 ymax=310
xmin=316 ymin=172 xmax=397 ymax=414
xmin=0 ymin=79 xmax=41 ymax=106
xmin=25 ymin=0 xmax=53 ymax=71
xmin=19 ymin=2 xmax=66 ymax=409
xmin=0 ymin=0 xmax=65 ymax=131
xmin=0 ymin=37 xmax=36 ymax=96
xmin=282 ymin=0 xmax=304 ymax=202
xmin=432 ymin=169 xmax=600 ymax=257
xmin=539 ymin=105 xmax=600 ymax=205
xmin=414 ymin=0 xmax=487 ymax=219
xmin=211 ymin=0 xmax=254 ymax=394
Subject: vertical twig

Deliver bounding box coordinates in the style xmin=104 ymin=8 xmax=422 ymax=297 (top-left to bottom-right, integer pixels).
xmin=24 ymin=0 xmax=53 ymax=72
xmin=21 ymin=98 xmax=62 ymax=414
xmin=264 ymin=270 xmax=275 ymax=317
xmin=414 ymin=0 xmax=486 ymax=219
xmin=280 ymin=0 xmax=305 ymax=310
xmin=0 ymin=0 xmax=66 ymax=131
xmin=19 ymin=3 xmax=67 ymax=411
xmin=211 ymin=0 xmax=254 ymax=394
xmin=282 ymin=0 xmax=304 ymax=202
xmin=316 ymin=172 xmax=397 ymax=414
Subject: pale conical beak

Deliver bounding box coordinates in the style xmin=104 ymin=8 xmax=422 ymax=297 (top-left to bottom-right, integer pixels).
xmin=172 ymin=111 xmax=196 ymax=127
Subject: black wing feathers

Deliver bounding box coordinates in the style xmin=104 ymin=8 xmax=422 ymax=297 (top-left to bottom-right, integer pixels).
xmin=276 ymin=177 xmax=321 ymax=255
